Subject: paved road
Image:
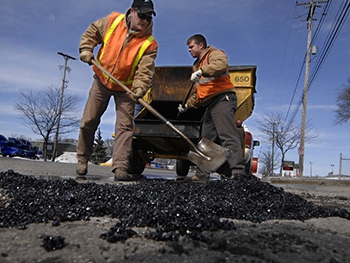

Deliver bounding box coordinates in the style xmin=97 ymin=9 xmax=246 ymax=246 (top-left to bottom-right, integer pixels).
xmin=0 ymin=157 xmax=113 ymax=182
xmin=0 ymin=156 xmax=185 ymax=183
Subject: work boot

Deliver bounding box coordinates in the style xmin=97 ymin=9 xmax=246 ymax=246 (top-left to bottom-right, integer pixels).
xmin=76 ymin=160 xmax=88 ymax=176
xmin=176 ymin=175 xmax=187 ymax=181
xmin=114 ymin=167 xmax=133 ymax=181
xmin=185 ymin=174 xmax=209 ymax=182
xmin=230 ymin=169 xmax=246 ymax=179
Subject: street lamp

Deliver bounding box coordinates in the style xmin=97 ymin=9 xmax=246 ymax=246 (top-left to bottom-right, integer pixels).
xmin=309 ymin=162 xmax=314 ymax=177
xmin=331 ymin=164 xmax=335 ymax=174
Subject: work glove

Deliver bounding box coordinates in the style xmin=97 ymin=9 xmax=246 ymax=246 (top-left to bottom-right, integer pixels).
xmin=178 ymin=103 xmax=188 ymax=113
xmin=80 ymin=50 xmax=94 ymax=65
xmin=191 ymin=69 xmax=202 ymax=82
xmin=128 ymin=88 xmax=144 ymax=102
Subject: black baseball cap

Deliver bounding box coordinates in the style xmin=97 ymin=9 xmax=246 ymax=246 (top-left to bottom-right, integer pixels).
xmin=132 ymin=0 xmax=156 ymax=16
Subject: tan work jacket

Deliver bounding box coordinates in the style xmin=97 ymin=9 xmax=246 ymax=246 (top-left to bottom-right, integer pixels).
xmin=187 ymin=46 xmax=235 ymax=108
xmin=79 ymin=9 xmax=158 ymax=92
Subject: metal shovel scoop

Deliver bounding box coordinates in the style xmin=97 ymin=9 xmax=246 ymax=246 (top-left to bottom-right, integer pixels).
xmin=91 ymin=60 xmax=230 ymax=172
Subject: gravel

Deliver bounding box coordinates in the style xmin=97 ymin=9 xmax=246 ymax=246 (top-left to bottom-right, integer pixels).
xmin=1 ymin=169 xmax=349 ymax=242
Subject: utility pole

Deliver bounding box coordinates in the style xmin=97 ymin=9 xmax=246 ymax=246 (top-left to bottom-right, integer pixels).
xmin=271 ymin=122 xmax=276 ymax=176
xmin=296 ymin=0 xmax=328 ymax=177
xmin=339 ymin=153 xmax=342 ymax=179
xmin=338 ymin=153 xmax=350 ymax=180
xmin=52 ymin=52 xmax=76 ymax=162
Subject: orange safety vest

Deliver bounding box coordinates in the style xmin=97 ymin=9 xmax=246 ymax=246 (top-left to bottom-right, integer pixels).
xmin=196 ymin=50 xmax=234 ymax=99
xmin=93 ymin=12 xmax=157 ymax=91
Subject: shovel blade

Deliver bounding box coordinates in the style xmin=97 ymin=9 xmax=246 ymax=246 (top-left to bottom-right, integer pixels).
xmin=184 ymin=138 xmax=230 ymax=173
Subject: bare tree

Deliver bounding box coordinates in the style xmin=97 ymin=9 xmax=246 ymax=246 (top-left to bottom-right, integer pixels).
xmin=10 ymin=134 xmax=32 ymax=140
xmin=259 ymin=147 xmax=280 ymax=177
xmin=14 ymin=85 xmax=81 ymax=161
xmin=257 ymin=111 xmax=318 ymax=176
xmin=334 ymin=78 xmax=350 ymax=125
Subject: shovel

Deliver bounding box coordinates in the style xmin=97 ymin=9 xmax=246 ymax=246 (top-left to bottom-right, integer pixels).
xmin=91 ymin=60 xmax=229 ymax=172
xmin=176 ymin=82 xmax=195 ymax=119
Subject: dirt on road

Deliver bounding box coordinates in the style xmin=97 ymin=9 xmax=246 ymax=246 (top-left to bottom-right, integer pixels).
xmin=0 ymin=158 xmax=349 ymax=263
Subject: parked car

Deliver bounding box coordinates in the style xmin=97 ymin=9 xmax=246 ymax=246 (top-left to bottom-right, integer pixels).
xmin=0 ymin=134 xmax=7 ymax=143
xmin=18 ymin=139 xmax=32 ymax=146
xmin=18 ymin=144 xmax=36 ymax=159
xmin=0 ymin=134 xmax=7 ymax=154
xmin=4 ymin=137 xmax=39 ymax=159
xmin=0 ymin=134 xmax=7 ymax=156
xmin=241 ymin=124 xmax=260 ymax=175
xmin=8 ymin=137 xmax=23 ymax=147
xmin=1 ymin=141 xmax=21 ymax=157
xmin=176 ymin=122 xmax=260 ymax=177
xmin=32 ymin=146 xmax=43 ymax=159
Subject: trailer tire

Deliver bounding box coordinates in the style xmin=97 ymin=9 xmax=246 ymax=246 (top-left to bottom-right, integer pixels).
xmin=127 ymin=148 xmax=146 ymax=175
xmin=176 ymin=160 xmax=191 ymax=176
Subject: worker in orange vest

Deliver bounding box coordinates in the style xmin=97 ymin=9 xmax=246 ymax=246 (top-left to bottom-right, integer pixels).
xmin=76 ymin=0 xmax=158 ymax=181
xmin=179 ymin=34 xmax=245 ymax=181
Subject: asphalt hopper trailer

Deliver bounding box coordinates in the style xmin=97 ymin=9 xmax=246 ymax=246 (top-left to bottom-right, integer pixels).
xmin=125 ymin=65 xmax=258 ymax=177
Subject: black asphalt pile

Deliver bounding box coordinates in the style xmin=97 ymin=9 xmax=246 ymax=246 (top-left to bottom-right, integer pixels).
xmin=0 ymin=169 xmax=349 ymax=242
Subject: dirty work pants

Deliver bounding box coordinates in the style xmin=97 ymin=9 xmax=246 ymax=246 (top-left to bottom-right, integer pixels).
xmin=196 ymin=92 xmax=245 ymax=178
xmin=76 ymin=75 xmax=135 ymax=172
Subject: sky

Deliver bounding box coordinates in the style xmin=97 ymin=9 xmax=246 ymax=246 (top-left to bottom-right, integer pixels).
xmin=1 ymin=0 xmax=350 ymax=176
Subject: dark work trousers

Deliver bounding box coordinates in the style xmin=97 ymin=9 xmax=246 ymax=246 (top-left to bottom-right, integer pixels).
xmin=76 ymin=75 xmax=135 ymax=172
xmin=195 ymin=92 xmax=245 ymax=178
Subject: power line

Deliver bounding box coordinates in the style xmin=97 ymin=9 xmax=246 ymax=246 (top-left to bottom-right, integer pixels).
xmin=285 ymin=0 xmax=350 ymax=130
xmin=284 ymin=1 xmax=330 ymax=127
xmin=273 ymin=6 xmax=299 ymax=106
xmin=285 ymin=0 xmax=349 ymax=177
xmin=309 ymin=1 xmax=350 ymax=86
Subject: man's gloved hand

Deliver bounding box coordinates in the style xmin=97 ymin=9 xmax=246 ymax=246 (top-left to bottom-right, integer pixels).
xmin=178 ymin=103 xmax=188 ymax=113
xmin=80 ymin=50 xmax=94 ymax=65
xmin=191 ymin=69 xmax=202 ymax=82
xmin=128 ymin=88 xmax=144 ymax=102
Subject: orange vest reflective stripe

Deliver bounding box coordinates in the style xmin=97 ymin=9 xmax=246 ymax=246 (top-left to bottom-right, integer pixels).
xmin=93 ymin=12 xmax=157 ymax=91
xmin=196 ymin=50 xmax=234 ymax=99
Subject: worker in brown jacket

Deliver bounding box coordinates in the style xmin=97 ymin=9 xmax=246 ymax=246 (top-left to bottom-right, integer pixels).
xmin=179 ymin=34 xmax=245 ymax=181
xmin=76 ymin=0 xmax=158 ymax=181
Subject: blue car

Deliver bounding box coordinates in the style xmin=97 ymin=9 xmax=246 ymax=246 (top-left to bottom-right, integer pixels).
xmin=0 ymin=134 xmax=7 ymax=147
xmin=18 ymin=144 xmax=36 ymax=159
xmin=1 ymin=141 xmax=21 ymax=157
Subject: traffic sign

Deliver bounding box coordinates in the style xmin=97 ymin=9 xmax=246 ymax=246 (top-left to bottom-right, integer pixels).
xmin=298 ymin=146 xmax=304 ymax=155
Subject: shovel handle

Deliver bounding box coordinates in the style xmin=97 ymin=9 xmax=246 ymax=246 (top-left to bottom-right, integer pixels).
xmin=92 ymin=60 xmax=135 ymax=95
xmin=176 ymin=82 xmax=195 ymax=119
xmin=92 ymin=60 xmax=169 ymax=124
xmin=91 ymin=60 xmax=210 ymax=160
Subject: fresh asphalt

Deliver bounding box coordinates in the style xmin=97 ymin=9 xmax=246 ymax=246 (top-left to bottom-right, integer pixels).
xmin=1 ymin=156 xmax=349 ymax=190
